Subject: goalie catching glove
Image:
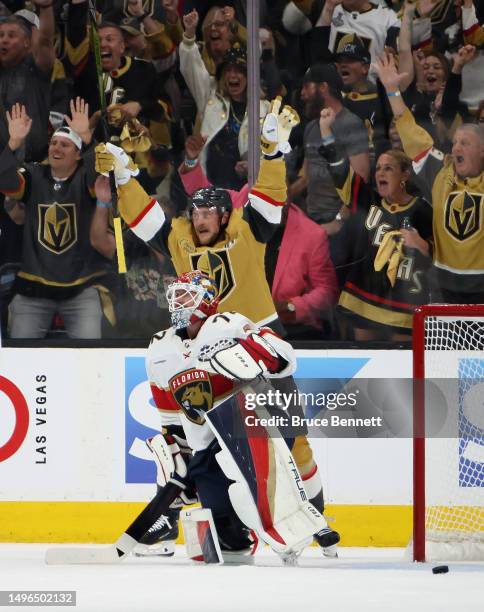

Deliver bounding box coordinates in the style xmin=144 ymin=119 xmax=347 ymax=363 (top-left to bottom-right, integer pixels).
xmin=147 ymin=426 xmax=197 ymax=508
xmin=261 ymin=96 xmax=300 ymax=157
xmin=197 ymin=332 xmax=282 ymax=381
xmin=95 ymin=142 xmax=139 ymax=185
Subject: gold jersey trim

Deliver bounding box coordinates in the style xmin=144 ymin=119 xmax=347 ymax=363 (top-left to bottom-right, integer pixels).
xmin=339 ymin=291 xmax=412 ymax=329
xmin=17 ymin=270 xmax=107 ymax=287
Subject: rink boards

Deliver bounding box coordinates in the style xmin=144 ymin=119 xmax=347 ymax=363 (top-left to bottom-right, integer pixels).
xmin=1 ymin=348 xmax=417 ymax=545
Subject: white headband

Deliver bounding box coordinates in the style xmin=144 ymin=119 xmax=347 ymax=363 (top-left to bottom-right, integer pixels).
xmin=52 ymin=127 xmax=83 ymax=150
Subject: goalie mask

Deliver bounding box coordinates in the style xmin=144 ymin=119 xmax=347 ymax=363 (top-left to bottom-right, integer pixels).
xmin=186 ymin=188 xmax=233 ymax=219
xmin=166 ymin=271 xmax=219 ymax=330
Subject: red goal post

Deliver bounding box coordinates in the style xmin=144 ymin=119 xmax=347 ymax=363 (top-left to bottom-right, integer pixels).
xmin=412 ymin=304 xmax=484 ymax=562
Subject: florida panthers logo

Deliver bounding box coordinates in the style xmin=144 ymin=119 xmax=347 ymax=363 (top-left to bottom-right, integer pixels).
xmin=170 ymin=369 xmax=214 ymax=424
xmin=445 ymin=191 xmax=481 ymax=241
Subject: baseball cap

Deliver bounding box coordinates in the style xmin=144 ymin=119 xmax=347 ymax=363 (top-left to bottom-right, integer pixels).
xmin=334 ymin=34 xmax=371 ymax=64
xmin=14 ymin=9 xmax=40 ymax=29
xmin=120 ymin=17 xmax=143 ymax=36
xmin=303 ymin=63 xmax=344 ymax=91
xmin=52 ymin=127 xmax=83 ymax=150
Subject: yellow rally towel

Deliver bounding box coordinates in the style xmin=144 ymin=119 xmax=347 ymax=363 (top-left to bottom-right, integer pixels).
xmin=120 ymin=119 xmax=152 ymax=153
xmin=374 ymin=230 xmax=403 ymax=287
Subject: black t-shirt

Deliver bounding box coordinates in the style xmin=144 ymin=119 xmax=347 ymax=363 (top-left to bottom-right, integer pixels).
xmin=206 ymin=100 xmax=246 ymax=191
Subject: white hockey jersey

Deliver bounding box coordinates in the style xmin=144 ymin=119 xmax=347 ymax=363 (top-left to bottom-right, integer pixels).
xmin=146 ymin=312 xmax=296 ymax=451
xmin=328 ymin=4 xmax=400 ymax=76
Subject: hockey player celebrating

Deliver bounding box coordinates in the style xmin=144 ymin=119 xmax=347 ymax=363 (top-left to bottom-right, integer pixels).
xmin=135 ymin=269 xmax=329 ymax=563
xmin=94 ymin=96 xmax=296 ymax=334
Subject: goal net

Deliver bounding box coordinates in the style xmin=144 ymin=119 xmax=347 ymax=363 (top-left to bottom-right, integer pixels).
xmin=413 ymin=305 xmax=484 ymax=562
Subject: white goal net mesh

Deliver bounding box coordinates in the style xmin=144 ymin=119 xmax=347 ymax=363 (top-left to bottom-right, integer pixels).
xmin=423 ymin=314 xmax=484 ymax=560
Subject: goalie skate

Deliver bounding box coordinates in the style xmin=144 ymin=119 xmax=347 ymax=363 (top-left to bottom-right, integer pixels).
xmin=133 ymin=508 xmax=180 ymax=557
xmin=314 ymin=527 xmax=340 ymax=558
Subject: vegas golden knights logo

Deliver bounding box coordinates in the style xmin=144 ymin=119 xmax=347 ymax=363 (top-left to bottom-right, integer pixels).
xmin=333 ymin=31 xmax=372 ymax=57
xmin=38 ymin=202 xmax=77 ymax=254
xmin=445 ymin=191 xmax=481 ymax=241
xmin=190 ymin=250 xmax=235 ymax=302
xmin=170 ymin=369 xmax=213 ymax=425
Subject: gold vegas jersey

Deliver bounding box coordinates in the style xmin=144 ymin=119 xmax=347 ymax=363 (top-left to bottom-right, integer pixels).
xmin=116 ymin=157 xmax=287 ymax=328
xmin=396 ymin=109 xmax=484 ymax=292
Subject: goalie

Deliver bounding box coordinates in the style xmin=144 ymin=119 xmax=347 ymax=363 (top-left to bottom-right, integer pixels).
xmin=136 ymin=270 xmax=330 ymax=563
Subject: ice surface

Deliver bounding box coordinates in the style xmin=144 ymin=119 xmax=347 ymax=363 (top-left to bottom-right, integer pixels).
xmin=1 ymin=545 xmax=483 ymax=612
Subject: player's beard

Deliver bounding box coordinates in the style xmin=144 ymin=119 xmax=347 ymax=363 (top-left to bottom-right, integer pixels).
xmin=304 ymin=90 xmax=326 ymax=121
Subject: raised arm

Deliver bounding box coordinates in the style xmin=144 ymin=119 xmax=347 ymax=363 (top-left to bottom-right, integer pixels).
xmin=0 ymin=104 xmax=32 ymax=199
xmin=241 ymin=98 xmax=300 ymax=242
xmin=373 ymin=53 xmax=441 ymax=202
xmin=90 ymin=175 xmax=116 ymax=259
xmin=179 ymin=10 xmax=212 ymax=114
xmin=397 ymin=1 xmax=416 ymax=92
xmin=318 ymin=107 xmax=369 ymax=214
xmin=31 ymin=0 xmax=56 ymax=74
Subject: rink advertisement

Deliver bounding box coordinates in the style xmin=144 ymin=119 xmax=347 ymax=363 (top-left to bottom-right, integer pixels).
xmin=1 ymin=347 xmax=482 ymax=544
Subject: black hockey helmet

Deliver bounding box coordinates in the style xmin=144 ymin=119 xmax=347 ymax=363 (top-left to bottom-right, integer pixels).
xmin=187 ymin=187 xmax=233 ymax=219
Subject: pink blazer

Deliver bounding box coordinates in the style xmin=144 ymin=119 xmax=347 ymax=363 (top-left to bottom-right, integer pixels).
xmin=273 ymin=204 xmax=338 ymax=329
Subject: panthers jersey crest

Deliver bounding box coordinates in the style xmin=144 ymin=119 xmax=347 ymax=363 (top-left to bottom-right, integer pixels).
xmin=169 ymin=368 xmax=214 ymax=425
xmin=38 ymin=202 xmax=77 ymax=254
xmin=445 ymin=191 xmax=482 ymax=241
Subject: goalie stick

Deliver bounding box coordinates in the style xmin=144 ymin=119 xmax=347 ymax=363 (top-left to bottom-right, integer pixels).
xmin=45 ymin=482 xmax=181 ymax=564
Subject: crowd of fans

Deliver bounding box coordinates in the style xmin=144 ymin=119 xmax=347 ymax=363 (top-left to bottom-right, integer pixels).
xmin=0 ymin=0 xmax=483 ymax=342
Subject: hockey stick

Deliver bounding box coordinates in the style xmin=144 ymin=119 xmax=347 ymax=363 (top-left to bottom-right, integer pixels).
xmin=88 ymin=0 xmax=127 ymax=274
xmin=45 ymin=481 xmax=181 ymax=564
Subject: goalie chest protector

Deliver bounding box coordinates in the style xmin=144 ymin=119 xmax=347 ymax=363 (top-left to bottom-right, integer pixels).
xmin=147 ymin=313 xmax=253 ymax=451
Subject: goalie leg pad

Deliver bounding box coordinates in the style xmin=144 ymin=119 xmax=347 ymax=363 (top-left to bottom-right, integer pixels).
xmin=205 ymin=387 xmax=328 ymax=555
xmin=180 ymin=508 xmax=224 ymax=564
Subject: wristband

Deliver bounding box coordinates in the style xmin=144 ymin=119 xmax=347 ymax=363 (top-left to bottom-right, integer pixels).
xmin=96 ymin=199 xmax=112 ymax=208
xmin=184 ymin=157 xmax=198 ymax=168
xmin=322 ymin=135 xmax=336 ymax=145
xmin=387 ymin=91 xmax=401 ymax=98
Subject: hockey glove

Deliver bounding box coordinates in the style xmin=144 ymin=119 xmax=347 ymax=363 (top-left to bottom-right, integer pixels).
xmin=95 ymin=142 xmax=139 ymax=186
xmin=261 ymin=96 xmax=300 ymax=157
xmin=197 ymin=333 xmax=281 ymax=381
